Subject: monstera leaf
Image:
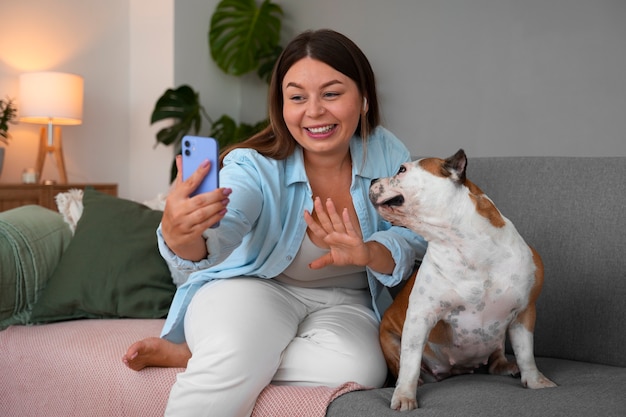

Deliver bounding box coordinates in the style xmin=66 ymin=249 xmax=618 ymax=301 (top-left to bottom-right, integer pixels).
xmin=150 ymin=85 xmax=205 ymax=151
xmin=209 ymin=0 xmax=283 ymax=79
xmin=210 ymin=114 xmax=269 ymax=149
xmin=256 ymin=45 xmax=283 ymax=83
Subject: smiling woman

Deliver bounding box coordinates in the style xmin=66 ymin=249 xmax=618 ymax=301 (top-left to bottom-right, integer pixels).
xmin=123 ymin=28 xmax=427 ymax=417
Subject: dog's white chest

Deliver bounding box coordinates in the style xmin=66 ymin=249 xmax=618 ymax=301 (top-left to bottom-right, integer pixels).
xmin=442 ymin=284 xmax=521 ymax=362
xmin=414 ymin=244 xmax=534 ymax=374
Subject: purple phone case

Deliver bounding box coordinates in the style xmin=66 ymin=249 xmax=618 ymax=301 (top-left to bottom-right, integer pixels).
xmin=182 ymin=136 xmax=219 ymax=196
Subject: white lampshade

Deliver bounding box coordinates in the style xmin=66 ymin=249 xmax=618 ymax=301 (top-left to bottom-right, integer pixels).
xmin=19 ymin=71 xmax=84 ymax=126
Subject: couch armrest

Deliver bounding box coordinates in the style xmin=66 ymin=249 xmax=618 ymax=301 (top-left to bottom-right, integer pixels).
xmin=0 ymin=205 xmax=72 ymax=329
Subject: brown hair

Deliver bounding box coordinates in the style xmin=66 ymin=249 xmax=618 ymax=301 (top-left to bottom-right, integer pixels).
xmin=220 ymin=29 xmax=380 ymax=164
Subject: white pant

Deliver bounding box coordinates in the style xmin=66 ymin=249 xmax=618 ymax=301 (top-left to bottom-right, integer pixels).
xmin=165 ymin=278 xmax=387 ymax=417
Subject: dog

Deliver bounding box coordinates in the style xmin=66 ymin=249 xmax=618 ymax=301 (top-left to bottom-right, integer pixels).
xmin=369 ymin=149 xmax=556 ymax=411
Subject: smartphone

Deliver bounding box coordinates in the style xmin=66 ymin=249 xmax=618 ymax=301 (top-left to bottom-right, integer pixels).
xmin=181 ymin=136 xmax=219 ymax=197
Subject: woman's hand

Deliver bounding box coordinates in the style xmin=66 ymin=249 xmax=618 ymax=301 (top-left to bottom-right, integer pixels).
xmin=161 ymin=155 xmax=231 ymax=261
xmin=304 ymin=197 xmax=395 ymax=274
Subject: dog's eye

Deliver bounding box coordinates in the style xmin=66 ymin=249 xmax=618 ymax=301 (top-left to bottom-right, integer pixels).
xmin=397 ymin=165 xmax=406 ymax=175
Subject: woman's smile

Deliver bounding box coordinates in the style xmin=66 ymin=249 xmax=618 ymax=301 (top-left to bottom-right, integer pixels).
xmin=305 ymin=124 xmax=338 ymax=138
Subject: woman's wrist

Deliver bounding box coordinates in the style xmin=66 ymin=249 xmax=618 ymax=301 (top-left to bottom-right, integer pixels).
xmin=167 ymin=235 xmax=209 ymax=262
xmin=364 ymin=241 xmax=395 ymax=275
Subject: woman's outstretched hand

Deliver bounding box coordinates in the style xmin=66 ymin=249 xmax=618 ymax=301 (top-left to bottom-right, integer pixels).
xmin=304 ymin=197 xmax=371 ymax=270
xmin=161 ymin=155 xmax=231 ymax=261
xmin=304 ymin=196 xmax=395 ymax=274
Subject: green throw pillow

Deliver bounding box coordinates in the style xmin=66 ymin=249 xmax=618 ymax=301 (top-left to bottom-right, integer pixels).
xmin=30 ymin=188 xmax=175 ymax=323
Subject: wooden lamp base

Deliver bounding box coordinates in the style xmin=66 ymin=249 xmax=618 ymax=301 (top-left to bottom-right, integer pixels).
xmin=34 ymin=125 xmax=68 ymax=184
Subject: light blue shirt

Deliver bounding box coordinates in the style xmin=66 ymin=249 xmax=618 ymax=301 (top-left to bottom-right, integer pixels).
xmin=158 ymin=126 xmax=427 ymax=343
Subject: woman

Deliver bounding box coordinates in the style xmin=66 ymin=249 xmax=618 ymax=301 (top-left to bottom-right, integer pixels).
xmin=124 ymin=29 xmax=426 ymax=416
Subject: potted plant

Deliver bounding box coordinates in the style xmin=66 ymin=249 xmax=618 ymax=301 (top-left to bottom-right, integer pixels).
xmin=151 ymin=0 xmax=283 ymax=181
xmin=0 ymin=97 xmax=18 ymax=176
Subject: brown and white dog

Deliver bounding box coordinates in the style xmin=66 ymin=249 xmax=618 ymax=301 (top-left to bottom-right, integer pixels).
xmin=369 ymin=149 xmax=556 ymax=411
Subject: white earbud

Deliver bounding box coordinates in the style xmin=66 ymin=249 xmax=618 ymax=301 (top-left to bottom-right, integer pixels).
xmin=363 ymin=97 xmax=368 ymax=111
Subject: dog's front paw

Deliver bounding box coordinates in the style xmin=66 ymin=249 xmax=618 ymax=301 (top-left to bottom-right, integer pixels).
xmin=390 ymin=388 xmax=418 ymax=411
xmin=522 ymin=371 xmax=557 ymax=389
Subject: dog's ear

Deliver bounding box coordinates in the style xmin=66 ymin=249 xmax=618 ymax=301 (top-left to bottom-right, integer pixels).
xmin=443 ymin=149 xmax=467 ymax=183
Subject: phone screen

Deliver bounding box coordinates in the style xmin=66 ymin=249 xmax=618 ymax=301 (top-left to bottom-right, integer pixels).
xmin=181 ymin=136 xmax=219 ymax=197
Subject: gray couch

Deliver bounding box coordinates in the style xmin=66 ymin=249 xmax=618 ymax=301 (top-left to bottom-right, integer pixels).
xmin=1 ymin=156 xmax=625 ymax=417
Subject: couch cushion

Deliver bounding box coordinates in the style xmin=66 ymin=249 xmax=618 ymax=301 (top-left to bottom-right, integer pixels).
xmin=327 ymin=357 xmax=626 ymax=417
xmin=30 ymin=188 xmax=176 ymax=322
xmin=0 ymin=205 xmax=72 ymax=329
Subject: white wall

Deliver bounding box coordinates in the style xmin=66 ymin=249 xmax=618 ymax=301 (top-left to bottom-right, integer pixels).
xmin=129 ymin=0 xmax=176 ymax=202
xmin=1 ymin=1 xmax=624 ymax=203
xmin=0 ymin=1 xmax=130 ymax=191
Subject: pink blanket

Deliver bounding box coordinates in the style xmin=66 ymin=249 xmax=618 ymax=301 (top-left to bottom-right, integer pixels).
xmin=0 ymin=319 xmax=366 ymax=416
xmin=253 ymin=382 xmax=366 ymax=416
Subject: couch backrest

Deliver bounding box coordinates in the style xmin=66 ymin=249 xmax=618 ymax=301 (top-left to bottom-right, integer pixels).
xmin=466 ymin=156 xmax=625 ymax=367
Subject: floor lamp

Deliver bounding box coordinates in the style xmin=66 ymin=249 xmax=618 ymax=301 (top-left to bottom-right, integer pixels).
xmin=19 ymin=72 xmax=84 ymax=184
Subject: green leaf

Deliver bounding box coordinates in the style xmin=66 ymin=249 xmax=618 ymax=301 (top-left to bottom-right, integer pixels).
xmin=0 ymin=97 xmax=17 ymax=144
xmin=238 ymin=119 xmax=269 ymax=142
xmin=210 ymin=114 xmax=269 ymax=148
xmin=210 ymin=115 xmax=238 ymax=146
xmin=151 ymin=85 xmax=204 ymax=147
xmin=256 ymin=45 xmax=282 ymax=84
xmin=209 ymin=0 xmax=283 ymax=77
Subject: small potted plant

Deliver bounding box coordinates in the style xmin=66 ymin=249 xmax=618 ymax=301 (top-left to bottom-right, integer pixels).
xmin=0 ymin=97 xmax=17 ymax=145
xmin=0 ymin=97 xmax=18 ymax=176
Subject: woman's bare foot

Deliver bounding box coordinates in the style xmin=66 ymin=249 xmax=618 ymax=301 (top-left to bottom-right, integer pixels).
xmin=122 ymin=337 xmax=191 ymax=371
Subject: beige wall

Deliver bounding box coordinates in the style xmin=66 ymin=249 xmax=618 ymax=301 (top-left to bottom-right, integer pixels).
xmin=0 ymin=0 xmax=174 ymax=201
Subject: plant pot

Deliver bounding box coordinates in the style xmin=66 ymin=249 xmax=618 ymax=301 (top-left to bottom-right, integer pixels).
xmin=0 ymin=146 xmax=4 ymax=178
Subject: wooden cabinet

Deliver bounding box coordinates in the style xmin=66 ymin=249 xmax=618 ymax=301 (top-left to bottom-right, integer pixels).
xmin=0 ymin=183 xmax=118 ymax=212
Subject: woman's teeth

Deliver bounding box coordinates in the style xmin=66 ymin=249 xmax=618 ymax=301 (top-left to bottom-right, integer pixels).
xmin=307 ymin=125 xmax=334 ymax=134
